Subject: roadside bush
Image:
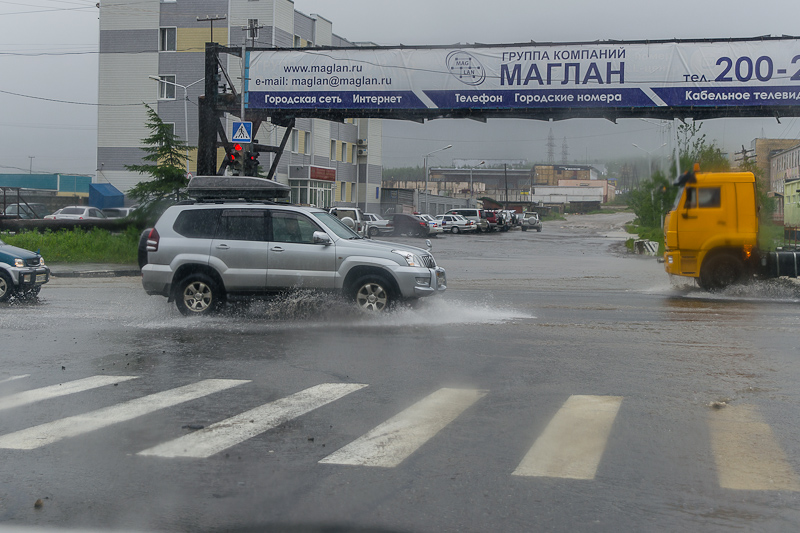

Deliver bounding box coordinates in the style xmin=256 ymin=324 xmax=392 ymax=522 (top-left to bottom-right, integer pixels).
xmin=2 ymin=227 xmax=139 ymax=263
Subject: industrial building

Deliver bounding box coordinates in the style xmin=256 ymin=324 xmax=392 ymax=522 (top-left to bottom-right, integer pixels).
xmin=97 ymin=0 xmax=383 ymax=212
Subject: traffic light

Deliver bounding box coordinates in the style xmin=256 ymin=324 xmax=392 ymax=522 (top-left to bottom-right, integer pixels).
xmin=227 ymin=143 xmax=244 ymax=175
xmin=244 ymin=148 xmax=260 ymax=176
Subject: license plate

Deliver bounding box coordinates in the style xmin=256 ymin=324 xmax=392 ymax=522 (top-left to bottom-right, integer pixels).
xmin=35 ymin=274 xmax=47 ymax=283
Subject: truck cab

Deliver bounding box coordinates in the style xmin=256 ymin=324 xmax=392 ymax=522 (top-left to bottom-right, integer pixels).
xmin=664 ymin=168 xmax=758 ymax=290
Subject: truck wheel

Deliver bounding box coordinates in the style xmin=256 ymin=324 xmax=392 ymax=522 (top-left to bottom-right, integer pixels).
xmin=536 ymin=227 xmax=542 ymax=232
xmin=175 ymin=274 xmax=224 ymax=315
xmin=521 ymin=226 xmax=527 ymax=231
xmin=699 ymin=254 xmax=744 ymax=291
xmin=351 ymin=275 xmax=393 ymax=312
xmin=0 ymin=272 xmax=14 ymax=302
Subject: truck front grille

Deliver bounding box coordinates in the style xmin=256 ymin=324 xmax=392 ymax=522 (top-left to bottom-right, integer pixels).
xmin=422 ymin=254 xmax=436 ymax=268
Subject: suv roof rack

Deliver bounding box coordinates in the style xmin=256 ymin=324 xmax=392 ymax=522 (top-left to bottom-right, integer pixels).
xmin=187 ymin=176 xmax=291 ymax=201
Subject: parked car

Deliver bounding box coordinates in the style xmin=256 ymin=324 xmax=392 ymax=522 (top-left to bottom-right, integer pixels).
xmin=3 ymin=203 xmax=49 ymax=219
xmin=43 ymin=208 xmax=62 ymax=220
xmin=0 ymin=237 xmax=50 ymax=301
xmin=140 ymin=178 xmax=446 ymax=315
xmin=387 ymin=213 xmax=431 ymax=237
xmin=363 ymin=212 xmax=392 ymax=237
xmin=329 ymin=207 xmax=367 ymax=236
xmin=102 ymin=206 xmax=138 ymax=218
xmin=435 ymin=213 xmax=475 ymax=233
xmin=447 ymin=208 xmax=489 ymax=232
xmin=417 ymin=214 xmax=443 ymax=235
xmin=520 ymin=211 xmax=543 ymax=232
xmin=52 ymin=206 xmax=107 ymax=220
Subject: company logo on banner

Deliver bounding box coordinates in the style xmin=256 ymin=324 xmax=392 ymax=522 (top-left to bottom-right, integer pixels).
xmin=447 ymin=50 xmax=486 ymax=86
xmin=244 ymin=38 xmax=800 ymax=114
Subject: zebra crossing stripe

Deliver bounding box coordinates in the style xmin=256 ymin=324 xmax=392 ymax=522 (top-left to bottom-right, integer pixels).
xmin=0 ymin=375 xmax=30 ymax=385
xmin=0 ymin=379 xmax=249 ymax=450
xmin=137 ymin=383 xmax=368 ymax=459
xmin=709 ymin=404 xmax=800 ymax=491
xmin=0 ymin=375 xmax=139 ymax=412
xmin=319 ymin=388 xmax=487 ymax=468
xmin=512 ymin=395 xmax=623 ymax=479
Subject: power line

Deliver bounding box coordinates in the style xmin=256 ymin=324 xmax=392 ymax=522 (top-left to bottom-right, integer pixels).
xmin=0 ymin=88 xmax=154 ymax=107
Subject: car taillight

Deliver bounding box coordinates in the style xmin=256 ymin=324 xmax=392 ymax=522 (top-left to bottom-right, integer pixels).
xmin=146 ymin=228 xmax=160 ymax=252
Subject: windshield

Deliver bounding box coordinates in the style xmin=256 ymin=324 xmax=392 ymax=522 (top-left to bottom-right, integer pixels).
xmin=672 ymin=186 xmax=685 ymax=211
xmin=313 ymin=211 xmax=362 ymax=239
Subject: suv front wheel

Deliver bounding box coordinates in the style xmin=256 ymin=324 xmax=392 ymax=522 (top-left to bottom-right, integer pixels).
xmin=352 ymin=275 xmax=393 ymax=312
xmin=175 ymin=274 xmax=224 ymax=315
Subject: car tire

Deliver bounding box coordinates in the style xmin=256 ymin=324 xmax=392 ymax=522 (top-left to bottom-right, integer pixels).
xmin=698 ymin=253 xmax=745 ymax=291
xmin=0 ymin=271 xmax=14 ymax=302
xmin=175 ymin=274 xmax=224 ymax=316
xmin=368 ymin=226 xmax=379 ymax=237
xmin=351 ymin=275 xmax=393 ymax=312
xmin=451 ymin=226 xmax=460 ymax=234
xmin=536 ymin=227 xmax=542 ymax=232
xmin=521 ymin=226 xmax=528 ymax=231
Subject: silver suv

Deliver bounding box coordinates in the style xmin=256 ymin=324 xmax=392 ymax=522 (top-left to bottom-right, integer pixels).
xmin=140 ymin=201 xmax=446 ymax=315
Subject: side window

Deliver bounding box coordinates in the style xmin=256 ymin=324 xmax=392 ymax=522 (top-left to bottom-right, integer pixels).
xmin=684 ymin=188 xmax=697 ymax=209
xmin=270 ymin=212 xmax=320 ymax=244
xmin=173 ymin=209 xmax=222 ymax=238
xmin=698 ymin=187 xmax=721 ymax=208
xmin=217 ymin=210 xmax=267 ymax=241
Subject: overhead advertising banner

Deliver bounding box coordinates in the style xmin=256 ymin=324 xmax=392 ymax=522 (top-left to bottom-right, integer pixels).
xmin=244 ymin=38 xmax=800 ymax=114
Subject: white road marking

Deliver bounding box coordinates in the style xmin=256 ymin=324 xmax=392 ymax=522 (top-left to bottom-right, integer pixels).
xmin=709 ymin=404 xmax=800 ymax=491
xmin=0 ymin=375 xmax=138 ymax=411
xmin=0 ymin=375 xmax=30 ymax=385
xmin=319 ymin=387 xmax=487 ymax=468
xmin=0 ymin=379 xmax=249 ymax=450
xmin=512 ymin=395 xmax=623 ymax=479
xmin=138 ymin=383 xmax=368 ymax=459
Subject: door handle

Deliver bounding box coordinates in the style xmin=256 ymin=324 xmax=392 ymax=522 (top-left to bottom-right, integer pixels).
xmin=271 ymin=246 xmax=284 ymax=252
xmin=215 ymin=244 xmax=229 ymax=250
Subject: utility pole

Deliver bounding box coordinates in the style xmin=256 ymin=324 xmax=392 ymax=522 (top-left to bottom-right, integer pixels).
xmin=735 ymin=144 xmax=755 ymax=166
xmin=28 ymin=156 xmax=34 ymax=174
xmin=242 ymin=20 xmax=265 ymax=48
xmin=196 ymin=15 xmax=227 ymax=43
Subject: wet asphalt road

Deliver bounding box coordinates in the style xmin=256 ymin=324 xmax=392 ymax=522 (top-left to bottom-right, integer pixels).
xmin=3 ymin=212 xmax=800 ymax=532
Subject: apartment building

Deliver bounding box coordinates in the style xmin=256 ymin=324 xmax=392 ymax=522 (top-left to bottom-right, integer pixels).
xmin=97 ymin=0 xmax=382 ymax=211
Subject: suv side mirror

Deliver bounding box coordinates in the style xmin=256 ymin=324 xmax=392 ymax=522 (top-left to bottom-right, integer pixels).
xmin=313 ymin=231 xmax=332 ymax=245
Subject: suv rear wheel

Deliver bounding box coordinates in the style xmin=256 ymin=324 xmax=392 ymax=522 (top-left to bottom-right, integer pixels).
xmin=352 ymin=275 xmax=393 ymax=312
xmin=175 ymin=274 xmax=224 ymax=315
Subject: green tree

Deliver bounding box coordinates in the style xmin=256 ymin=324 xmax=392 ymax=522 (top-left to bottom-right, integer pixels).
xmin=125 ymin=104 xmax=191 ymax=204
xmin=627 ymin=170 xmax=675 ymax=228
xmin=672 ymin=121 xmax=730 ymax=175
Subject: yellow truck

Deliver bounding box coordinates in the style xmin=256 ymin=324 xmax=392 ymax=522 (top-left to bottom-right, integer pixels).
xmin=663 ymin=165 xmax=799 ymax=290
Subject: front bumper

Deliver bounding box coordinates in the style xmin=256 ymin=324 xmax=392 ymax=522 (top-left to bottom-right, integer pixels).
xmin=14 ymin=266 xmax=50 ymax=289
xmin=412 ymin=267 xmax=447 ymax=297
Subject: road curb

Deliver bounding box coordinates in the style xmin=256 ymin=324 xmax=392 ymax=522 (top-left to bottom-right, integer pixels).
xmin=51 ymin=270 xmax=141 ymax=279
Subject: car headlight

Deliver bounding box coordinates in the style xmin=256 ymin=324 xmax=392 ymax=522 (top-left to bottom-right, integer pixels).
xmin=38 ymin=257 xmax=45 ymax=266
xmin=14 ymin=258 xmax=24 ymax=268
xmin=392 ymin=250 xmax=424 ymax=267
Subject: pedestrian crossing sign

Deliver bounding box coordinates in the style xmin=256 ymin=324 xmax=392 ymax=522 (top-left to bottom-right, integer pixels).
xmin=232 ymin=121 xmax=252 ymax=143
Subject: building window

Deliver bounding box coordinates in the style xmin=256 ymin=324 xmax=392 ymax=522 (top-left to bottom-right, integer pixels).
xmin=330 ymin=140 xmax=337 ymax=161
xmin=341 ymin=142 xmax=347 ymax=162
xmin=160 ymin=27 xmax=176 ymax=52
xmin=247 ymin=19 xmax=259 ymax=40
xmin=157 ymin=75 xmax=176 ymax=100
xmin=294 ymin=35 xmax=301 ymax=48
xmin=352 ymin=145 xmax=357 ymax=163
xmin=291 ymin=130 xmax=299 ymax=153
xmin=302 ymin=132 xmax=309 ymax=155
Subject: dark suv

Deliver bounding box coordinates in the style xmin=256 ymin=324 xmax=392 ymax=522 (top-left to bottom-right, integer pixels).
xmin=0 ymin=238 xmax=50 ymax=301
xmin=140 ymin=199 xmax=446 ymax=315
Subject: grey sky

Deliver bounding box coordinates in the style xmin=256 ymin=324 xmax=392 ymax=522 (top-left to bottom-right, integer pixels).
xmin=1 ymin=0 xmax=799 ymax=176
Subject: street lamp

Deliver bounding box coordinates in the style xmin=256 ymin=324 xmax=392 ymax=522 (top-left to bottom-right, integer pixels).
xmin=148 ymin=75 xmax=205 ymax=172
xmin=632 ymin=142 xmax=667 ymax=181
xmin=423 ymin=144 xmax=452 ymax=213
xmin=469 ymin=161 xmax=485 ymax=206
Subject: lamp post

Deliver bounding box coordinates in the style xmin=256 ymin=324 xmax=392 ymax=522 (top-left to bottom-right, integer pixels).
xmin=149 ymin=76 xmax=205 ymax=172
xmin=632 ymin=142 xmax=667 ymax=181
xmin=469 ymin=161 xmax=485 ymax=206
xmin=423 ymin=144 xmax=452 ymax=213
